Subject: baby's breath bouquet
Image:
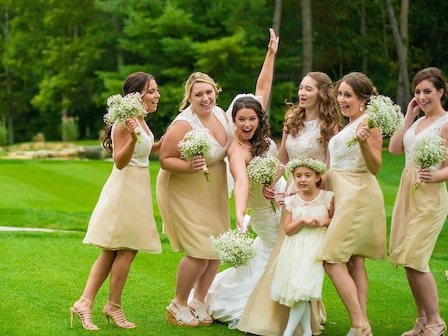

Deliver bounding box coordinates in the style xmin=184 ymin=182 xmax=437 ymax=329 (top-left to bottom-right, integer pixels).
xmin=347 ymin=95 xmax=404 ymax=147
xmin=410 ymin=134 xmax=448 ymax=196
xmin=210 ymin=229 xmax=256 ymax=267
xmin=178 ymin=129 xmax=212 ymax=181
xmin=103 ymin=92 xmax=147 ymax=143
xmin=247 ymin=156 xmax=282 ymax=212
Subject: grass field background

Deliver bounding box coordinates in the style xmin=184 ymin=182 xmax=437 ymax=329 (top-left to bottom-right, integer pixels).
xmin=0 ymin=151 xmax=447 ymax=335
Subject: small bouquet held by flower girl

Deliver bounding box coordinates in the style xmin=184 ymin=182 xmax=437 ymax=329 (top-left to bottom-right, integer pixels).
xmin=210 ymin=229 xmax=257 ymax=267
xmin=410 ymin=133 xmax=448 ymax=196
xmin=247 ymin=156 xmax=282 ymax=212
xmin=178 ymin=129 xmax=212 ymax=181
xmin=103 ymin=92 xmax=147 ymax=143
xmin=347 ymin=95 xmax=404 ymax=147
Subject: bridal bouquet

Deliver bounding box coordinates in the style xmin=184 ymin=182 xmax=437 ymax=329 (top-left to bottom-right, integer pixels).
xmin=410 ymin=134 xmax=448 ymax=196
xmin=247 ymin=156 xmax=282 ymax=212
xmin=347 ymin=95 xmax=404 ymax=147
xmin=103 ymin=92 xmax=147 ymax=143
xmin=178 ymin=129 xmax=212 ymax=181
xmin=210 ymin=229 xmax=256 ymax=267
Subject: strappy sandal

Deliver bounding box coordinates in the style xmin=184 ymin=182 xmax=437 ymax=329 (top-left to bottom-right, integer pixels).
xmin=70 ymin=296 xmax=100 ymax=330
xmin=402 ymin=317 xmax=426 ymax=336
xmin=166 ymin=301 xmax=199 ymax=328
xmin=103 ymin=301 xmax=136 ymax=329
xmin=189 ymin=299 xmax=213 ymax=325
xmin=347 ymin=324 xmax=372 ymax=336
xmin=424 ymin=321 xmax=446 ymax=336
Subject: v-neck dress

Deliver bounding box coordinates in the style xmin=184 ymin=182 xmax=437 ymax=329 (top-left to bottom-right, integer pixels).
xmin=156 ymin=106 xmax=233 ymax=258
xmin=389 ymin=113 xmax=448 ymax=272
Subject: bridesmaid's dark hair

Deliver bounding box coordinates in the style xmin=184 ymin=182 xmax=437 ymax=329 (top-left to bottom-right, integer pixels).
xmin=101 ymin=72 xmax=155 ymax=152
xmin=412 ymin=67 xmax=448 ymax=102
xmin=232 ymin=96 xmax=271 ymax=158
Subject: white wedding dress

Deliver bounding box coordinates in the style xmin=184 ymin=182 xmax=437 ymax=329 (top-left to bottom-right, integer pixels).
xmin=202 ymin=141 xmax=286 ymax=328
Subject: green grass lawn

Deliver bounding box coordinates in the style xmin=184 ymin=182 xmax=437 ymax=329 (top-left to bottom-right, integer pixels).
xmin=0 ymin=152 xmax=447 ymax=336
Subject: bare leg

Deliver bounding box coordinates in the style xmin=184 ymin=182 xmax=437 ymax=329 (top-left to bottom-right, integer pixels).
xmin=107 ymin=249 xmax=137 ymax=305
xmin=192 ymin=259 xmax=220 ymax=302
xmin=347 ymin=256 xmax=368 ymax=320
xmin=324 ymin=262 xmax=368 ymax=329
xmin=405 ymin=268 xmax=445 ymax=336
xmin=73 ymin=250 xmax=116 ymax=311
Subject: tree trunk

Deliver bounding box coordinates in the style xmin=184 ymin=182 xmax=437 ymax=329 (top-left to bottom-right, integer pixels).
xmin=396 ymin=0 xmax=410 ymax=111
xmin=2 ymin=7 xmax=14 ymax=144
xmin=360 ymin=0 xmax=368 ymax=74
xmin=385 ymin=0 xmax=410 ymax=110
xmin=301 ymin=0 xmax=312 ymax=77
xmin=266 ymin=0 xmax=282 ymax=118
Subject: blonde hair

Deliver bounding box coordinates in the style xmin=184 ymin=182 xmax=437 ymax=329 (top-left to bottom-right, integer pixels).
xmin=179 ymin=72 xmax=222 ymax=111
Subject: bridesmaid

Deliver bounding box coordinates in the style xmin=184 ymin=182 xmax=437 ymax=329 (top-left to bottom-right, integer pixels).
xmin=389 ymin=67 xmax=448 ymax=336
xmin=318 ymin=72 xmax=387 ymax=336
xmin=238 ymin=71 xmax=341 ymax=336
xmin=71 ymin=72 xmax=163 ymax=330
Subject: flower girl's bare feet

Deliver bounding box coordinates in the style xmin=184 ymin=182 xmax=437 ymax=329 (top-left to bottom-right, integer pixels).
xmin=70 ymin=296 xmax=100 ymax=330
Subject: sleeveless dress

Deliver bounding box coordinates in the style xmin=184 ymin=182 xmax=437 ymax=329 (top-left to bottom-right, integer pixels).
xmin=238 ymin=119 xmax=327 ymax=336
xmin=389 ymin=113 xmax=448 ymax=272
xmin=156 ymin=106 xmax=233 ymax=258
xmin=318 ymin=114 xmax=387 ymax=262
xmin=83 ymin=122 xmax=162 ymax=253
xmin=271 ymin=190 xmax=333 ymax=306
xmin=199 ymin=140 xmax=286 ymax=327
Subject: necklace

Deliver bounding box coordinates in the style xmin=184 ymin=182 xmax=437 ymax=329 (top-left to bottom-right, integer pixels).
xmin=234 ymin=135 xmax=252 ymax=149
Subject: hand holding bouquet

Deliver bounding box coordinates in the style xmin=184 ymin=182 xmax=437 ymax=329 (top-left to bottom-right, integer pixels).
xmin=210 ymin=229 xmax=256 ymax=267
xmin=103 ymin=93 xmax=147 ymax=143
xmin=411 ymin=133 xmax=448 ymax=196
xmin=247 ymin=156 xmax=282 ymax=212
xmin=178 ymin=129 xmax=212 ymax=181
xmin=347 ymin=95 xmax=404 ymax=147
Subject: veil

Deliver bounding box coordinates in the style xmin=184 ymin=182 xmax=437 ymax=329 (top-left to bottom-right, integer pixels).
xmin=225 ymin=93 xmax=264 ymax=198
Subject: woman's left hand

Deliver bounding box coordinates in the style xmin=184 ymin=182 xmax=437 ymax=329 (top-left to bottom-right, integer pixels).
xmin=356 ymin=124 xmax=371 ymax=143
xmin=419 ymin=168 xmax=433 ymax=183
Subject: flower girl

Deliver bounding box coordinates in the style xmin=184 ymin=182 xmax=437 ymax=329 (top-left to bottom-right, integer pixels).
xmin=270 ymin=158 xmax=333 ymax=336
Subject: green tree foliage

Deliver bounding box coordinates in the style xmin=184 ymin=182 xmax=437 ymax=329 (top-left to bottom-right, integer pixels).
xmin=0 ymin=0 xmax=447 ymax=142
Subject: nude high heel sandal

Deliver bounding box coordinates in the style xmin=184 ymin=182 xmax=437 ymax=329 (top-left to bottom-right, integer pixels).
xmin=103 ymin=301 xmax=136 ymax=329
xmin=166 ymin=300 xmax=199 ymax=327
xmin=189 ymin=299 xmax=213 ymax=325
xmin=402 ymin=317 xmax=426 ymax=336
xmin=347 ymin=324 xmax=373 ymax=336
xmin=424 ymin=321 xmax=446 ymax=336
xmin=70 ymin=296 xmax=100 ymax=330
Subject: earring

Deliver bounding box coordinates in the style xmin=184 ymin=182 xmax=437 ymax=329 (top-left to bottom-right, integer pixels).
xmin=359 ymin=105 xmax=363 ymax=112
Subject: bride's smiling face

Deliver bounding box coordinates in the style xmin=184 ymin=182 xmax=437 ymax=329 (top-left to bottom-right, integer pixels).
xmin=234 ymin=107 xmax=259 ymax=140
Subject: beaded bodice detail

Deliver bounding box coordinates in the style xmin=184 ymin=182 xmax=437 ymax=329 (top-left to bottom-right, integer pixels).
xmin=329 ymin=114 xmax=368 ymax=172
xmin=111 ymin=122 xmax=153 ymax=168
xmin=403 ymin=113 xmax=448 ymax=170
xmin=285 ymin=119 xmax=326 ymax=163
xmin=173 ymin=106 xmax=233 ymax=165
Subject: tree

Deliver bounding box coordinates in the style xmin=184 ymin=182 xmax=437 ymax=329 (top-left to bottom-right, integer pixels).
xmin=301 ymin=0 xmax=312 ymax=76
xmin=385 ymin=0 xmax=411 ymax=110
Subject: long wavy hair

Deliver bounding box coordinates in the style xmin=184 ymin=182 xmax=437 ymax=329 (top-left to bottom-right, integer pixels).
xmin=284 ymin=72 xmax=342 ymax=145
xmin=232 ymin=96 xmax=271 ymax=158
xmin=101 ymin=72 xmax=155 ymax=152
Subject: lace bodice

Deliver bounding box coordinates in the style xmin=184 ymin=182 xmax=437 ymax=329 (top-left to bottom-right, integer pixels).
xmin=173 ymin=106 xmax=233 ymax=165
xmin=329 ymin=115 xmax=368 ymax=172
xmin=403 ymin=113 xmax=448 ymax=169
xmin=284 ymin=190 xmax=333 ymax=234
xmin=285 ymin=119 xmax=326 ymax=163
xmin=111 ymin=122 xmax=153 ymax=167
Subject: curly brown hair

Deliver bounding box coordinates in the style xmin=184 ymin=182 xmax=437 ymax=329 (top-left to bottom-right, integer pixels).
xmin=101 ymin=72 xmax=155 ymax=152
xmin=232 ymin=96 xmax=271 ymax=158
xmin=284 ymin=72 xmax=342 ymax=145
